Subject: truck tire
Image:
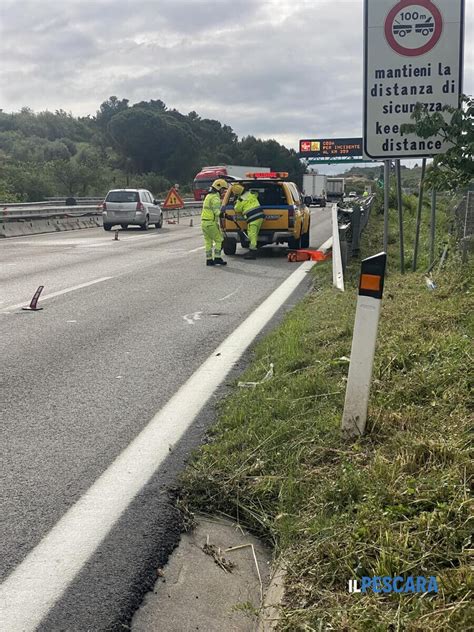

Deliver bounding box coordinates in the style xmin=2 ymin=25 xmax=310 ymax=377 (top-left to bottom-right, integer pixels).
xmin=223 ymin=237 xmax=237 ymax=255
xmin=288 ymin=234 xmax=301 ymax=250
xmin=301 ymin=221 xmax=311 ymax=248
xmin=103 ymin=224 xmax=112 ymax=231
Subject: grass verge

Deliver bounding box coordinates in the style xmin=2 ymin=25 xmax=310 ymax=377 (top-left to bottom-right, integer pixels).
xmin=179 ymin=206 xmax=473 ymax=631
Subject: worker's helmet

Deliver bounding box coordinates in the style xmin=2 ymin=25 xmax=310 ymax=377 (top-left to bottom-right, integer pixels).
xmin=230 ymin=183 xmax=245 ymax=196
xmin=211 ymin=178 xmax=228 ymax=192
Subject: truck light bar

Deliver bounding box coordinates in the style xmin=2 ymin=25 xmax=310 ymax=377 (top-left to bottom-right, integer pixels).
xmin=245 ymin=172 xmax=289 ymax=179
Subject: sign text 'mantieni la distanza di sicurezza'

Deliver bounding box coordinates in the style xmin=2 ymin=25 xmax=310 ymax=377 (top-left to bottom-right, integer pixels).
xmin=370 ymin=60 xmax=457 ymax=154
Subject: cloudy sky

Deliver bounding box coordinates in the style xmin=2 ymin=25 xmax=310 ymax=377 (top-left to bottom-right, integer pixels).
xmin=0 ymin=0 xmax=472 ymax=153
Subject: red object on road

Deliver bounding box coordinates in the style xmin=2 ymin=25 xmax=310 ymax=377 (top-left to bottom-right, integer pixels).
xmin=288 ymin=249 xmax=331 ymax=262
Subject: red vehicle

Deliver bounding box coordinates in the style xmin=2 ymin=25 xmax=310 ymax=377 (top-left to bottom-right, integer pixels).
xmin=192 ymin=165 xmax=270 ymax=201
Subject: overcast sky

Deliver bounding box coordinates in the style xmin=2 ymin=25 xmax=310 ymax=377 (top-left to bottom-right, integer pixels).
xmin=0 ymin=0 xmax=472 ymax=154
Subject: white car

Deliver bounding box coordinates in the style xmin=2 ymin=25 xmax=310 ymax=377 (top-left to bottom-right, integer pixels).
xmin=102 ymin=189 xmax=163 ymax=231
xmin=348 ymin=191 xmax=358 ymax=198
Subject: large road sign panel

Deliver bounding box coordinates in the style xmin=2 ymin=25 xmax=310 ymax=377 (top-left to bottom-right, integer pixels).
xmin=364 ymin=0 xmax=464 ymax=159
xmin=299 ymin=138 xmax=363 ymax=158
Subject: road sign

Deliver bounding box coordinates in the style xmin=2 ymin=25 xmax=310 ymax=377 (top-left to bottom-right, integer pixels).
xmin=162 ymin=187 xmax=184 ymax=209
xmin=364 ymin=0 xmax=465 ymax=159
xmin=299 ymin=138 xmax=363 ymax=158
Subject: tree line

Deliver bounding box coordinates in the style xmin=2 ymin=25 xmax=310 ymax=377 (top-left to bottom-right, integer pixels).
xmin=0 ymin=97 xmax=305 ymax=202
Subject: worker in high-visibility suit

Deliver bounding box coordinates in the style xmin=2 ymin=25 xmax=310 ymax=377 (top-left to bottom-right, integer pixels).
xmin=201 ymin=178 xmax=228 ymax=266
xmin=363 ymin=190 xmax=369 ymax=197
xmin=231 ymin=183 xmax=263 ymax=260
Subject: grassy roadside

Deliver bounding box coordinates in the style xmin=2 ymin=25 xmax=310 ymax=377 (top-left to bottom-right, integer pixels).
xmin=179 ymin=202 xmax=473 ymax=630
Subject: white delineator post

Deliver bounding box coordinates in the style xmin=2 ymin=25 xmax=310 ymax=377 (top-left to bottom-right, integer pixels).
xmin=341 ymin=252 xmax=387 ymax=437
xmin=332 ymin=204 xmax=344 ymax=292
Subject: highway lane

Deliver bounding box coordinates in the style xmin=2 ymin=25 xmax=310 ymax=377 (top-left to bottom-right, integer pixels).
xmin=0 ymin=209 xmax=332 ymax=631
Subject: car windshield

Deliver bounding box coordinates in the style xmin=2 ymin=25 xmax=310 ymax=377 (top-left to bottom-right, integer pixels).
xmin=106 ymin=191 xmax=139 ymax=203
xmin=193 ymin=179 xmax=213 ymax=191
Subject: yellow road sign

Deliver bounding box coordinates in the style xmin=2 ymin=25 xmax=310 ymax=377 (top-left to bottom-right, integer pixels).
xmin=162 ymin=187 xmax=184 ymax=209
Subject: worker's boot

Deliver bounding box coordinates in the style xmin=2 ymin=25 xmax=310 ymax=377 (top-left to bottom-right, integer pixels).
xmin=243 ymin=250 xmax=256 ymax=260
xmin=206 ymin=259 xmax=215 ymax=266
xmin=214 ymin=257 xmax=227 ymax=266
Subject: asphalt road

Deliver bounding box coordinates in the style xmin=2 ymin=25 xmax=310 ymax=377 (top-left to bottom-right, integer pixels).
xmin=0 ymin=209 xmax=332 ymax=631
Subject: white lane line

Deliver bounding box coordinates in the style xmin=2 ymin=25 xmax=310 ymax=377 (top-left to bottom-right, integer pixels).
xmin=0 ymin=260 xmax=315 ymax=632
xmin=188 ymin=245 xmax=205 ymax=253
xmin=0 ymin=277 xmax=113 ymax=313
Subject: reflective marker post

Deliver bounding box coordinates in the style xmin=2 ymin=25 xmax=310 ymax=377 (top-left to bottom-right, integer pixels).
xmin=341 ymin=252 xmax=387 ymax=437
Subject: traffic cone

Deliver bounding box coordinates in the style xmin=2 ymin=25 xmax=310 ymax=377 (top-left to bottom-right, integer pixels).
xmin=114 ymin=229 xmax=119 ymax=240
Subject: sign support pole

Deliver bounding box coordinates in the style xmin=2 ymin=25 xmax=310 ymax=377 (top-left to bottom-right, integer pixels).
xmin=430 ymin=185 xmax=437 ymax=268
xmin=395 ymin=160 xmax=405 ymax=274
xmin=413 ymin=158 xmax=426 ymax=272
xmin=383 ymin=160 xmax=390 ymax=254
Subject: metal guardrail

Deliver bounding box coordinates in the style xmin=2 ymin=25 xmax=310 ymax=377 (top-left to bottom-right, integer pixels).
xmin=0 ymin=200 xmax=202 ymax=222
xmin=0 ymin=196 xmax=197 ymax=209
xmin=331 ymin=195 xmax=375 ymax=290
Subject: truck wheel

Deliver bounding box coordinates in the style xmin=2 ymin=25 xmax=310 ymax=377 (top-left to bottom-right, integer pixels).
xmin=301 ymin=221 xmax=310 ymax=248
xmin=223 ymin=237 xmax=237 ymax=255
xmin=288 ymin=234 xmax=301 ymax=250
xmin=103 ymin=224 xmax=112 ymax=231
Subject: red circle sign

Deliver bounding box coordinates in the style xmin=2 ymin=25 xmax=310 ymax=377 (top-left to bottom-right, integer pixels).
xmin=384 ymin=0 xmax=443 ymax=57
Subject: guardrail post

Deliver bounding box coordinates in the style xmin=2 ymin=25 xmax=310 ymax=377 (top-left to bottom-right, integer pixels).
xmin=351 ymin=203 xmax=361 ymax=257
xmin=341 ymin=252 xmax=387 ymax=437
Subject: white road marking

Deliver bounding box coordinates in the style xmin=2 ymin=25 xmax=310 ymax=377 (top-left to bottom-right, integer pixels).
xmin=187 ymin=245 xmax=205 ymax=253
xmin=0 ymin=260 xmax=314 ymax=632
xmin=0 ymin=277 xmax=113 ymax=313
xmin=183 ymin=310 xmax=203 ymax=325
xmin=218 ymin=287 xmax=240 ymax=302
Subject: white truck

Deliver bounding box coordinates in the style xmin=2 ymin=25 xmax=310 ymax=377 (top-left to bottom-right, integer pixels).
xmin=302 ymin=173 xmax=327 ymax=207
xmin=326 ymin=177 xmax=345 ymax=200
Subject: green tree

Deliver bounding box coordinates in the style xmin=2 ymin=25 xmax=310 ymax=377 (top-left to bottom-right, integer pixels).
xmin=402 ymin=95 xmax=474 ymax=191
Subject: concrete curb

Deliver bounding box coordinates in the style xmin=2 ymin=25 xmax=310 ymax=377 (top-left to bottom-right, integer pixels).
xmin=257 ymin=563 xmax=286 ymax=631
xmin=0 ymin=216 xmax=102 ymax=238
xmin=0 ymin=208 xmax=202 ymax=238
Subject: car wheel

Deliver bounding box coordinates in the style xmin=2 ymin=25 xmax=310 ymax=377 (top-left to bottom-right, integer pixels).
xmin=121 ymin=224 xmax=128 ymax=230
xmin=103 ymin=224 xmax=112 ymax=231
xmin=223 ymin=237 xmax=237 ymax=255
xmin=288 ymin=234 xmax=301 ymax=250
xmin=140 ymin=216 xmax=149 ymax=231
xmin=301 ymin=221 xmax=310 ymax=248
xmin=155 ymin=214 xmax=163 ymax=229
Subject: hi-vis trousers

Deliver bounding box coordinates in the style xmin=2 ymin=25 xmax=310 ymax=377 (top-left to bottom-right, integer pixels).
xmin=247 ymin=218 xmax=264 ymax=250
xmin=201 ymin=220 xmax=223 ymax=260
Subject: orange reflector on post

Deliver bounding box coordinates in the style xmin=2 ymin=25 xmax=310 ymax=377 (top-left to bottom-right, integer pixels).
xmin=360 ymin=273 xmax=381 ymax=292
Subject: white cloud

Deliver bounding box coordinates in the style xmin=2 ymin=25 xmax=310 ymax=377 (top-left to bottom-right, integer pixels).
xmin=0 ymin=0 xmax=472 ymax=152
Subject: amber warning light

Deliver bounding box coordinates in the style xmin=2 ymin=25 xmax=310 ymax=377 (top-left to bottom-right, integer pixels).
xmin=245 ymin=172 xmax=289 ymax=179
